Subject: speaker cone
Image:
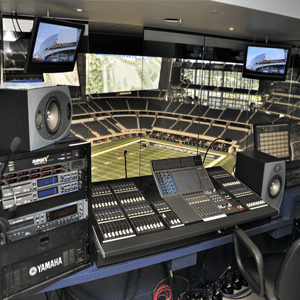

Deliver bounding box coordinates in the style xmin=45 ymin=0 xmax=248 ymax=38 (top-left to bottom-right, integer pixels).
xmin=45 ymin=97 xmax=61 ymax=134
xmin=268 ymin=175 xmax=282 ymax=198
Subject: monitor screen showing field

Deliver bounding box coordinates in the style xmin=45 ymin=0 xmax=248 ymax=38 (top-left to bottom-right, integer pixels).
xmin=245 ymin=46 xmax=289 ymax=75
xmin=86 ymin=54 xmax=162 ymax=94
xmin=32 ymin=22 xmax=82 ymax=63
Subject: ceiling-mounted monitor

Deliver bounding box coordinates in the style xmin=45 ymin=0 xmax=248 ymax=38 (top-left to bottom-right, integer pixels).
xmin=243 ymin=44 xmax=291 ymax=81
xmin=25 ymin=17 xmax=85 ymax=73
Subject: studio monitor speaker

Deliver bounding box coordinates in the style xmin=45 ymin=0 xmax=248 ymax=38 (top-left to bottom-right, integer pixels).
xmin=0 ymin=85 xmax=72 ymax=151
xmin=235 ymin=150 xmax=286 ymax=211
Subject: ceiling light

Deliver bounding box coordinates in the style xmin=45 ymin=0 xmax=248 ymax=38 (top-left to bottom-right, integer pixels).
xmin=229 ymin=27 xmax=234 ymax=31
xmin=163 ymin=18 xmax=181 ymax=23
xmin=76 ymin=8 xmax=83 ymax=12
xmin=210 ymin=9 xmax=219 ymax=14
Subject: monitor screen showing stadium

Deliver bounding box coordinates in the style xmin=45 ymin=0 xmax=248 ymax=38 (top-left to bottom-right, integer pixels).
xmin=25 ymin=17 xmax=85 ymax=73
xmin=85 ymin=54 xmax=162 ymax=94
xmin=243 ymin=44 xmax=291 ymax=81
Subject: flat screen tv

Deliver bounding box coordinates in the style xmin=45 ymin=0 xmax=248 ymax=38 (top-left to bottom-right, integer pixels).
xmin=25 ymin=17 xmax=85 ymax=73
xmin=243 ymin=44 xmax=291 ymax=81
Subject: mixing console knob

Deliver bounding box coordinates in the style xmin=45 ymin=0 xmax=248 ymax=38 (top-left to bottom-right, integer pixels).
xmin=36 ymin=226 xmax=42 ymax=233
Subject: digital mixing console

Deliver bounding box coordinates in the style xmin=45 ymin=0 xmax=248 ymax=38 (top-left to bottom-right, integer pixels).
xmin=91 ymin=156 xmax=278 ymax=267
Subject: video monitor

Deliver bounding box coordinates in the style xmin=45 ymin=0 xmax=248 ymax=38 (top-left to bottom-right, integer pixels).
xmin=25 ymin=17 xmax=85 ymax=73
xmin=85 ymin=54 xmax=162 ymax=94
xmin=243 ymin=44 xmax=291 ymax=81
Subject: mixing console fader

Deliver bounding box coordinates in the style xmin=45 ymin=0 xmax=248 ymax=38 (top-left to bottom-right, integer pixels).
xmin=91 ymin=180 xmax=184 ymax=245
xmin=207 ymin=167 xmax=268 ymax=210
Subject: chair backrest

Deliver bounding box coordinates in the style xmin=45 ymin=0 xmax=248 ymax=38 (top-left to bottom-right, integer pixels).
xmin=275 ymin=238 xmax=300 ymax=300
xmin=233 ymin=229 xmax=266 ymax=297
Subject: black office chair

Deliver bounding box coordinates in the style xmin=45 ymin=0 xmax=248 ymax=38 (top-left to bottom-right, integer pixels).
xmin=233 ymin=228 xmax=300 ymax=300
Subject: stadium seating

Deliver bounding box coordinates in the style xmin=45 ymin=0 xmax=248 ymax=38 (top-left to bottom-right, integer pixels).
xmin=71 ymin=123 xmax=97 ymax=140
xmin=153 ymin=117 xmax=177 ymax=129
xmin=106 ymin=99 xmax=129 ymax=110
xmin=114 ymin=116 xmax=138 ymax=129
xmin=73 ymin=104 xmax=87 ymax=115
xmin=139 ymin=116 xmax=155 ymax=130
xmin=85 ymin=121 xmax=111 ymax=136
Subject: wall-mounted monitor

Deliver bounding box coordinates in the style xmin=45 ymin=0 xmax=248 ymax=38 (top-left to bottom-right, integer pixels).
xmin=25 ymin=17 xmax=85 ymax=73
xmin=243 ymin=44 xmax=291 ymax=81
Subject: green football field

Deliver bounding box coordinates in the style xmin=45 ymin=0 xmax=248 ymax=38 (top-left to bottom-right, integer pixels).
xmin=91 ymin=137 xmax=236 ymax=182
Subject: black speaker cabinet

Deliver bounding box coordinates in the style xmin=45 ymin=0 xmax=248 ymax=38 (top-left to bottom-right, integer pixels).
xmin=235 ymin=150 xmax=286 ymax=211
xmin=0 ymin=85 xmax=72 ymax=151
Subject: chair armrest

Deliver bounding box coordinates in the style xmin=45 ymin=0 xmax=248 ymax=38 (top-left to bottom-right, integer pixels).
xmin=233 ymin=228 xmax=266 ymax=297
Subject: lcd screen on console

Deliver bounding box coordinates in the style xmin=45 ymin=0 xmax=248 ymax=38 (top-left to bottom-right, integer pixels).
xmin=171 ymin=169 xmax=203 ymax=194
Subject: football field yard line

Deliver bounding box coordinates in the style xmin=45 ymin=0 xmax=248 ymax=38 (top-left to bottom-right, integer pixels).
xmin=91 ymin=139 xmax=139 ymax=157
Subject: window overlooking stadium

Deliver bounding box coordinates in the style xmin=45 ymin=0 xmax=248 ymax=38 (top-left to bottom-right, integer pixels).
xmin=70 ymin=41 xmax=299 ymax=183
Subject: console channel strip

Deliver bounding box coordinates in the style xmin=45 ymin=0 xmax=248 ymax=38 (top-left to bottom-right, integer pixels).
xmin=207 ymin=167 xmax=268 ymax=210
xmin=91 ymin=180 xmax=184 ymax=243
xmin=152 ymin=200 xmax=183 ymax=228
xmin=0 ymin=140 xmax=90 ymax=211
xmin=92 ymin=183 xmax=135 ymax=242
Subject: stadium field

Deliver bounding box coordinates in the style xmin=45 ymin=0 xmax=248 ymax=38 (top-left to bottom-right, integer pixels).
xmin=91 ymin=137 xmax=236 ymax=182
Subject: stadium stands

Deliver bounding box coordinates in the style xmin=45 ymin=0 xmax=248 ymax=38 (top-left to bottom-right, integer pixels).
xmin=140 ymin=116 xmax=155 ymax=129
xmin=223 ymin=128 xmax=248 ymax=142
xmin=236 ymin=111 xmax=250 ymax=123
xmin=153 ymin=117 xmax=177 ymax=129
xmin=127 ymin=98 xmax=148 ymax=110
xmin=220 ymin=108 xmax=240 ymax=122
xmin=204 ymin=108 xmax=223 ymax=119
xmin=114 ymin=116 xmax=138 ymax=129
xmin=249 ymin=111 xmax=278 ymax=124
xmin=85 ymin=121 xmax=111 ymax=136
xmin=107 ymin=99 xmax=129 ymax=110
xmin=185 ymin=122 xmax=209 ymax=135
xmin=166 ymin=101 xmax=181 ymax=113
xmin=176 ymin=103 xmax=196 ymax=115
xmin=205 ymin=125 xmax=225 ymax=138
xmin=147 ymin=99 xmax=169 ymax=112
xmin=71 ymin=89 xmax=296 ymax=153
xmin=71 ymin=123 xmax=97 ymax=139
xmin=73 ymin=104 xmax=87 ymax=115
xmin=92 ymin=99 xmax=112 ymax=111
xmin=79 ymin=103 xmax=94 ymax=113
xmin=171 ymin=120 xmax=191 ymax=131
xmin=190 ymin=105 xmax=209 ymax=117
xmin=88 ymin=101 xmax=102 ymax=112
xmin=101 ymin=119 xmax=122 ymax=133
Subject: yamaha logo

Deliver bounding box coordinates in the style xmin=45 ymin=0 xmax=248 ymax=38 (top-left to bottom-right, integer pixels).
xmin=29 ymin=257 xmax=63 ymax=277
xmin=29 ymin=266 xmax=38 ymax=277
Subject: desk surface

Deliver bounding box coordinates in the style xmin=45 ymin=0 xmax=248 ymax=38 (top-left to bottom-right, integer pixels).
xmin=42 ymin=212 xmax=292 ymax=292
